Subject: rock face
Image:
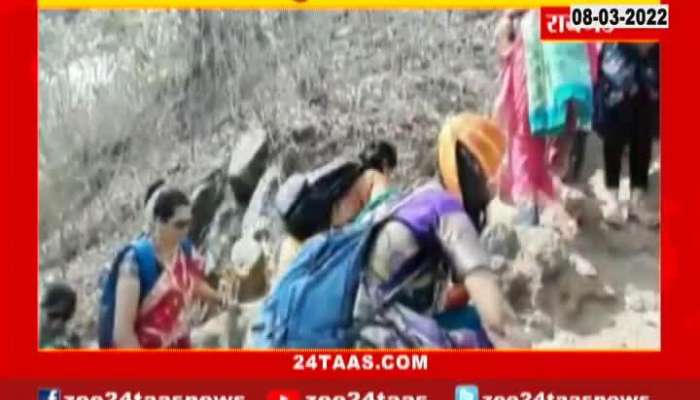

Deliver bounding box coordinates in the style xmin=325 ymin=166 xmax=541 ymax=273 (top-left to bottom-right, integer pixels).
xmin=241 ymin=165 xmax=285 ymax=244
xmin=227 ymin=128 xmax=270 ymax=205
xmin=204 ymin=201 xmax=244 ymax=276
xmin=189 ymin=169 xmax=228 ymax=247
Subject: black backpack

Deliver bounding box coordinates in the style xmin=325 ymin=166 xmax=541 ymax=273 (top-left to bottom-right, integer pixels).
xmin=275 ymin=158 xmax=364 ymax=240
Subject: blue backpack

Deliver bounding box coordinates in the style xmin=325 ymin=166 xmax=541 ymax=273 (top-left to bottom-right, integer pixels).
xmin=97 ymin=236 xmax=193 ymax=348
xmin=250 ymin=221 xmax=378 ymax=348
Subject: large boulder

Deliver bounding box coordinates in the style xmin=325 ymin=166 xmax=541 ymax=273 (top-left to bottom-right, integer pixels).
xmin=189 ymin=168 xmax=228 ymax=248
xmin=227 ymin=128 xmax=270 ymax=205
xmin=518 ymin=227 xmax=570 ymax=279
xmin=500 ymin=227 xmax=616 ymax=322
xmin=241 ymin=165 xmax=284 ymax=243
xmin=228 ymin=236 xmax=269 ymax=303
xmin=204 ymin=201 xmax=244 ymax=277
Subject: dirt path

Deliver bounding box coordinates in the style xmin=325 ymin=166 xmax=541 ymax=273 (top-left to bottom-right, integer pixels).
xmin=491 ymin=136 xmax=660 ymax=350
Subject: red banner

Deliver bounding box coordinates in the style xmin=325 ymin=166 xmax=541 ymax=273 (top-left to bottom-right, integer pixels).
xmin=7 ymin=380 xmax=700 ymax=398
xmin=2 ymin=0 xmax=700 ymax=397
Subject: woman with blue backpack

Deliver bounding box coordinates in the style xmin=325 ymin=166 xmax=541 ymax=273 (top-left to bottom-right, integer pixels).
xmin=255 ymin=113 xmax=529 ymax=349
xmin=98 ymin=184 xmax=224 ymax=348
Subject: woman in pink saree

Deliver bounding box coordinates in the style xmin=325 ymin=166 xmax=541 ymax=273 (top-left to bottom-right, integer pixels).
xmin=494 ymin=10 xmax=554 ymax=223
xmin=112 ymin=185 xmax=223 ymax=349
xmin=493 ymin=10 xmax=598 ymax=233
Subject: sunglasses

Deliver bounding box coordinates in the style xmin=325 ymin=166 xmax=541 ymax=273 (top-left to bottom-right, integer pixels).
xmin=173 ymin=219 xmax=191 ymax=230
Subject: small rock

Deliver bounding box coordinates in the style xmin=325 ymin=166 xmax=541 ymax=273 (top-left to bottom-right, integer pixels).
xmin=332 ymin=25 xmax=353 ymax=40
xmin=625 ymin=292 xmax=647 ymax=313
xmin=227 ymin=128 xmax=269 ymax=205
xmin=482 ymin=223 xmax=520 ymax=259
xmin=501 ymin=260 xmax=537 ymax=312
xmin=644 ymin=312 xmax=660 ymax=327
xmin=569 ymin=252 xmax=598 ymax=277
xmin=525 ymin=311 xmax=555 ymax=339
xmin=228 ymin=236 xmax=268 ymax=303
xmin=624 ymin=286 xmax=658 ymax=313
xmin=489 ymin=255 xmax=509 ymax=273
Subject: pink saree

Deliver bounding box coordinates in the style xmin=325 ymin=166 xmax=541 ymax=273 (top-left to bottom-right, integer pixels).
xmin=494 ymin=24 xmax=600 ymax=207
xmin=494 ymin=30 xmax=556 ymax=206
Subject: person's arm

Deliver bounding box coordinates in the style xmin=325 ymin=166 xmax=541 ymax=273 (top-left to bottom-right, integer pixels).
xmin=437 ymin=212 xmax=530 ymax=348
xmin=113 ymin=251 xmax=142 ymax=348
xmin=188 ymin=246 xmax=227 ymax=307
xmin=194 ymin=277 xmax=224 ymax=306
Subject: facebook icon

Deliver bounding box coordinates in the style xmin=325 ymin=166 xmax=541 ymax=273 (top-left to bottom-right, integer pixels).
xmin=38 ymin=388 xmax=61 ymax=400
xmin=455 ymin=385 xmax=479 ymax=400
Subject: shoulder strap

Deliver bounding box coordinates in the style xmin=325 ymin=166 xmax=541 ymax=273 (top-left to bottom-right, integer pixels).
xmin=130 ymin=237 xmax=160 ymax=303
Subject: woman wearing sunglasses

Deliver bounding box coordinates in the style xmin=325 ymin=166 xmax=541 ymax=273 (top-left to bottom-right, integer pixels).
xmin=112 ymin=186 xmax=223 ymax=348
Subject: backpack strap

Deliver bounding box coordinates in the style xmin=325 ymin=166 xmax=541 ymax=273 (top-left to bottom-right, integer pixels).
xmin=130 ymin=238 xmax=160 ymax=303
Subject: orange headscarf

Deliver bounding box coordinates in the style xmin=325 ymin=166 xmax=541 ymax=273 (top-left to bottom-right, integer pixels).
xmin=438 ymin=113 xmax=506 ymax=200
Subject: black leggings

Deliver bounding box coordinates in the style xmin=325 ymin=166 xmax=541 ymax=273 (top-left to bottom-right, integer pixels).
xmin=602 ymin=93 xmax=656 ymax=191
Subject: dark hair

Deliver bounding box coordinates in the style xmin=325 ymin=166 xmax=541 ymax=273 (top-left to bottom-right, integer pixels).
xmin=152 ymin=187 xmax=190 ymax=223
xmin=455 ymin=144 xmax=491 ymax=234
xmin=41 ymin=282 xmax=77 ymax=321
xmin=359 ymin=140 xmax=397 ymax=173
xmin=144 ymin=178 xmax=166 ymax=206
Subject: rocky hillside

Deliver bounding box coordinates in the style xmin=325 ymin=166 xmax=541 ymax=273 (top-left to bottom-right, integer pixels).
xmin=39 ymin=10 xmax=660 ymax=349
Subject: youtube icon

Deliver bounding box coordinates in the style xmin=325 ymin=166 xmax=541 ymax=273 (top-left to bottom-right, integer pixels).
xmin=266 ymin=389 xmax=301 ymax=400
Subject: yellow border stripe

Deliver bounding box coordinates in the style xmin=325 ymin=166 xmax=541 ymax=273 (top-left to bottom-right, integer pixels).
xmin=39 ymin=0 xmax=661 ymax=10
